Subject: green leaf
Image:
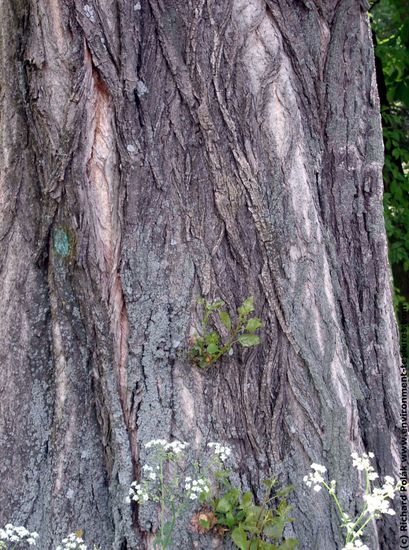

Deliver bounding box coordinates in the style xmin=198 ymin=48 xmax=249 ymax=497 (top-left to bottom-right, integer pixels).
xmin=246 ymin=317 xmax=262 ymax=332
xmin=275 ymin=484 xmax=294 ymax=499
xmin=215 ymin=469 xmax=230 ymax=480
xmin=220 ymin=310 xmax=232 ymax=331
xmin=238 ymin=334 xmax=261 ymax=347
xmin=216 ymin=497 xmax=233 ymax=513
xmin=209 ymin=299 xmax=224 ymax=311
xmin=240 ymin=492 xmax=253 ymax=509
xmin=264 ymin=517 xmax=286 ymax=540
xmin=249 ymin=541 xmax=259 ymax=550
xmin=225 ymin=487 xmax=241 ymax=503
xmin=206 ymin=331 xmax=220 ymax=345
xmin=238 ymin=296 xmax=255 ymax=317
xmin=207 ymin=343 xmax=219 ymax=355
xmin=224 ymin=512 xmax=237 ymax=529
xmin=277 ymin=539 xmax=299 ymax=550
xmin=231 ymin=527 xmax=248 ymax=550
xmin=199 ymin=519 xmax=210 ymax=529
xmin=262 ymin=478 xmax=277 ymax=490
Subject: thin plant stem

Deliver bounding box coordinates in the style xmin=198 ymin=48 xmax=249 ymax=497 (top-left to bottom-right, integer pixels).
xmin=159 ymin=456 xmax=165 ymax=549
xmin=322 ymin=482 xmax=347 ymax=522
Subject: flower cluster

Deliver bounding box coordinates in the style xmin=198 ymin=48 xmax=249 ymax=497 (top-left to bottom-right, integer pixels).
xmin=207 ymin=442 xmax=231 ymax=462
xmin=351 ymin=452 xmax=378 ymax=481
xmin=145 ymin=439 xmax=168 ymax=449
xmin=142 ymin=464 xmax=158 ymax=481
xmin=363 ymin=476 xmax=397 ymax=517
xmin=145 ymin=439 xmax=188 ymax=454
xmin=128 ymin=481 xmax=149 ymax=503
xmin=342 ymin=540 xmax=369 ymax=550
xmin=126 ymin=439 xmax=233 ymax=548
xmin=55 ymin=533 xmax=87 ymax=550
xmin=304 ymin=452 xmax=399 ymax=550
xmin=184 ymin=477 xmax=210 ymax=500
xmin=0 ymin=524 xmax=39 ymax=546
xmin=303 ymin=463 xmax=327 ymax=492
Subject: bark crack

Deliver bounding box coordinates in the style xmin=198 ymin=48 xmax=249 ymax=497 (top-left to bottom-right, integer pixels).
xmin=84 ymin=44 xmax=137 ymax=467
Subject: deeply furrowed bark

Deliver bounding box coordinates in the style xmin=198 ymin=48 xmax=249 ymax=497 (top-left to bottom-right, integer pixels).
xmin=0 ymin=1 xmax=401 ymax=549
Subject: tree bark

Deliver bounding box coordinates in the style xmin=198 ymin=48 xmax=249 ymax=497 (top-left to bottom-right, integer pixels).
xmin=0 ymin=1 xmax=401 ymax=549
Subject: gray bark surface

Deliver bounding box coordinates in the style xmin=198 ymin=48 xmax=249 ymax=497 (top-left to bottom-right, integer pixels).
xmin=0 ymin=1 xmax=401 ymax=549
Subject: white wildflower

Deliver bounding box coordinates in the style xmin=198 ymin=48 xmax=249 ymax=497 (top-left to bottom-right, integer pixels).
xmin=351 ymin=452 xmax=374 ymax=473
xmin=363 ymin=480 xmax=397 ymax=517
xmin=55 ymin=533 xmax=88 ymax=550
xmin=144 ymin=439 xmax=188 ymax=455
xmin=207 ymin=442 xmax=232 ymax=462
xmin=128 ymin=481 xmax=150 ymax=504
xmin=145 ymin=439 xmax=167 ymax=449
xmin=184 ymin=476 xmax=210 ymax=501
xmin=142 ymin=464 xmax=157 ymax=481
xmin=311 ymin=463 xmax=327 ymax=474
xmin=0 ymin=524 xmax=39 ymax=546
xmin=304 ymin=464 xmax=326 ymax=491
xmin=164 ymin=441 xmax=188 ymax=454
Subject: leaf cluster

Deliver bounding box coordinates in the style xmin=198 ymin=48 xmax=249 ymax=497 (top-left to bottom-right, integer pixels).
xmin=370 ymin=0 xmax=409 ymax=308
xmin=189 ymin=297 xmax=262 ymax=369
xmin=200 ymin=478 xmax=298 ymax=550
xmin=382 ymin=108 xmax=409 ymax=273
xmin=371 ymin=0 xmax=409 ymax=107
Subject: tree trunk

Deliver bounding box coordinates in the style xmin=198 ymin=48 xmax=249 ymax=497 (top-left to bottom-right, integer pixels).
xmin=0 ymin=1 xmax=401 ymax=549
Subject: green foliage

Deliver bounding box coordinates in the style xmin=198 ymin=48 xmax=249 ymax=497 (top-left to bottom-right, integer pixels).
xmin=382 ymin=109 xmax=409 ymax=272
xmin=371 ymin=0 xmax=409 ymax=107
xmin=207 ymin=478 xmax=298 ymax=550
xmin=189 ymin=297 xmax=262 ymax=369
xmin=370 ymin=0 xmax=409 ymax=307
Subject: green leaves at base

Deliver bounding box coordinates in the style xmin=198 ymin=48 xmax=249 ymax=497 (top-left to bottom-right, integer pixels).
xmin=211 ymin=478 xmax=298 ymax=550
xmin=232 ymin=526 xmax=248 ymax=549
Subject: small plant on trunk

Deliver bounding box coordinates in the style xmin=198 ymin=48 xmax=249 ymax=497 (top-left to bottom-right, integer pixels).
xmin=189 ymin=297 xmax=262 ymax=369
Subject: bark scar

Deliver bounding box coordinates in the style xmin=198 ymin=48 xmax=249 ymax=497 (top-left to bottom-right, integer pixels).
xmin=84 ymin=44 xmax=134 ymax=455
